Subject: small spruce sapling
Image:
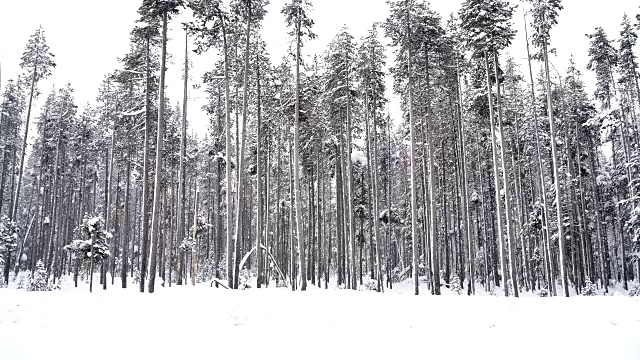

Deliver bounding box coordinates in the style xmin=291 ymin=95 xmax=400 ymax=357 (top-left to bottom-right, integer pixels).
xmin=581 ymin=278 xmax=597 ymax=296
xmin=27 ymin=260 xmax=51 ymax=291
xmin=488 ymin=281 xmax=497 ymax=296
xmin=450 ymin=275 xmax=463 ymax=295
xmin=1 ymin=215 xmax=19 ymax=284
xmin=239 ymin=269 xmax=252 ymax=290
xmin=63 ymin=216 xmax=112 ymax=266
xmin=16 ymin=271 xmax=31 ymax=289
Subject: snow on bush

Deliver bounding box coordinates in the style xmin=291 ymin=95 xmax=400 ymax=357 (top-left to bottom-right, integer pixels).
xmin=239 ymin=269 xmax=251 ymax=290
xmin=198 ymin=261 xmax=216 ymax=283
xmin=538 ymin=288 xmax=549 ymax=297
xmin=450 ymin=274 xmax=462 ymax=295
xmin=351 ymin=150 xmax=367 ymax=167
xmin=16 ymin=271 xmax=31 ymax=290
xmin=581 ymin=279 xmax=597 ymax=296
xmin=0 ymin=215 xmax=19 ymax=273
xmin=64 ymin=215 xmax=111 ymax=265
xmin=629 ymin=282 xmax=640 ymax=297
xmin=358 ymin=279 xmax=377 ymax=291
xmin=133 ymin=268 xmax=141 ymax=284
xmin=488 ymin=281 xmax=497 ymax=296
xmin=27 ymin=260 xmax=52 ymax=291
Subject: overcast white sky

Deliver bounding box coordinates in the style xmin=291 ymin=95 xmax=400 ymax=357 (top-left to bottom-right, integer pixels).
xmin=1 ymin=0 xmax=639 ymax=145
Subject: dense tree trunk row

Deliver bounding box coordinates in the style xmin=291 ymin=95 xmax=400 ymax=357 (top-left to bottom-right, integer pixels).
xmin=2 ymin=0 xmax=640 ymax=296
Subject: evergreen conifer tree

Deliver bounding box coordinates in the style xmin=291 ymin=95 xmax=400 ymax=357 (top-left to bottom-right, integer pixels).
xmin=13 ymin=27 xmax=55 ymax=223
xmin=27 ymin=260 xmax=51 ymax=291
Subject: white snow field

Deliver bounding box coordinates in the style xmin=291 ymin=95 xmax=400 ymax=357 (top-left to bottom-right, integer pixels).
xmin=1 ymin=278 xmax=639 ymax=360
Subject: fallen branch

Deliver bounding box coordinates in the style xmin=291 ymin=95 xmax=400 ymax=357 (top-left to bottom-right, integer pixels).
xmin=210 ymin=278 xmax=229 ymax=289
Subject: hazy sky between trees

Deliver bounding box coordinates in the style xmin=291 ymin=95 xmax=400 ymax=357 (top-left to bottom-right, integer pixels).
xmin=1 ymin=0 xmax=638 ymax=142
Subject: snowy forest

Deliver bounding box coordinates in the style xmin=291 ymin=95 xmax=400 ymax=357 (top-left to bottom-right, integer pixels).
xmin=2 ymin=0 xmax=640 ymax=303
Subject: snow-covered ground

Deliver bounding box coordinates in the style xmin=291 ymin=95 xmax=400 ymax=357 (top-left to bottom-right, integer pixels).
xmin=1 ymin=277 xmax=639 ymax=360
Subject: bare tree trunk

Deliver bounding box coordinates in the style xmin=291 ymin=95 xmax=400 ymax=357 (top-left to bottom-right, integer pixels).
xmin=406 ymin=3 xmax=420 ymax=295
xmin=191 ymin=189 xmax=199 ymax=286
xmin=344 ymin=62 xmax=356 ymax=291
xmin=46 ymin=101 xmax=64 ymax=274
xmin=289 ymin=138 xmax=296 ymax=290
xmin=493 ymin=50 xmax=518 ymax=297
xmin=232 ymin=6 xmax=253 ymax=289
xmin=369 ymin=85 xmax=383 ymax=292
xmin=121 ymin=145 xmax=132 ymax=288
xmin=140 ymin=30 xmax=153 ymax=292
xmin=456 ymin=60 xmax=474 ymax=294
xmin=148 ymin=9 xmax=168 ymax=293
xmin=176 ymin=28 xmax=189 ymax=286
xmin=336 ymin=143 xmax=344 ymax=287
xmin=265 ymin=128 xmax=272 ymax=287
xmin=255 ymin=42 xmax=263 ymax=288
xmin=387 ymin=109 xmax=393 ymax=289
xmin=524 ymin=18 xmax=554 ymax=294
xmin=484 ymin=51 xmax=508 ymax=296
xmin=104 ymin=95 xmax=118 ymax=289
xmin=543 ymin=42 xmax=569 ymax=297
xmin=215 ymin=17 xmax=233 ymax=290
xmin=293 ymin=7 xmax=307 ymax=291
xmin=12 ymin=70 xmax=37 ymax=221
xmin=317 ymin=158 xmax=324 ymax=288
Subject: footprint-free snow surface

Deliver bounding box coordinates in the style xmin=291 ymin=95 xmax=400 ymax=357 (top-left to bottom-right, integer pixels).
xmin=1 ymin=279 xmax=639 ymax=360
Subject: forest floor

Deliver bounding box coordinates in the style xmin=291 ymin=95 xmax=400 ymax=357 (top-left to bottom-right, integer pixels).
xmin=0 ymin=276 xmax=639 ymax=360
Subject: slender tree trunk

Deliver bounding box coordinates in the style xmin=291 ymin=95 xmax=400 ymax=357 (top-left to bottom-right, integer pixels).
xmin=543 ymin=42 xmax=569 ymax=297
xmin=475 ymin=134 xmax=491 ymax=289
xmin=12 ymin=69 xmax=37 ymax=221
xmin=191 ymin=189 xmax=199 ymax=286
xmin=456 ymin=60 xmax=474 ymax=294
xmin=512 ymin=113 xmax=530 ymax=292
xmin=274 ymin=131 xmax=282 ymax=285
xmin=406 ymin=3 xmax=420 ymax=295
xmin=215 ymin=18 xmax=233 ymax=289
xmin=176 ymin=29 xmax=189 ymax=287
xmin=484 ymin=51 xmax=508 ymax=296
xmin=344 ymin=59 xmax=356 ymax=291
xmin=289 ymin=138 xmax=296 ymax=290
xmin=387 ymin=107 xmax=393 ymax=289
xmin=148 ymin=9 xmax=168 ymax=293
xmin=121 ymin=145 xmax=132 ymax=288
xmin=104 ymin=95 xmax=117 ymax=289
xmin=369 ymin=85 xmax=383 ymax=292
xmin=588 ymin=137 xmax=607 ymax=292
xmin=493 ymin=50 xmax=518 ymax=297
xmin=255 ymin=43 xmax=263 ymax=288
xmin=293 ymin=8 xmax=307 ymax=291
xmin=524 ymin=18 xmax=554 ymax=294
xmin=140 ymin=31 xmax=153 ymax=292
xmin=317 ymin=158 xmax=324 ymax=287
xmin=232 ymin=6 xmax=253 ymax=289
xmin=336 ymin=144 xmax=344 ymax=287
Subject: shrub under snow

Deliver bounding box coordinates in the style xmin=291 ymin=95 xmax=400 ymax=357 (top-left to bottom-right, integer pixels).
xmin=450 ymin=275 xmax=462 ymax=295
xmin=27 ymin=260 xmax=52 ymax=292
xmin=581 ymin=279 xmax=597 ymax=296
